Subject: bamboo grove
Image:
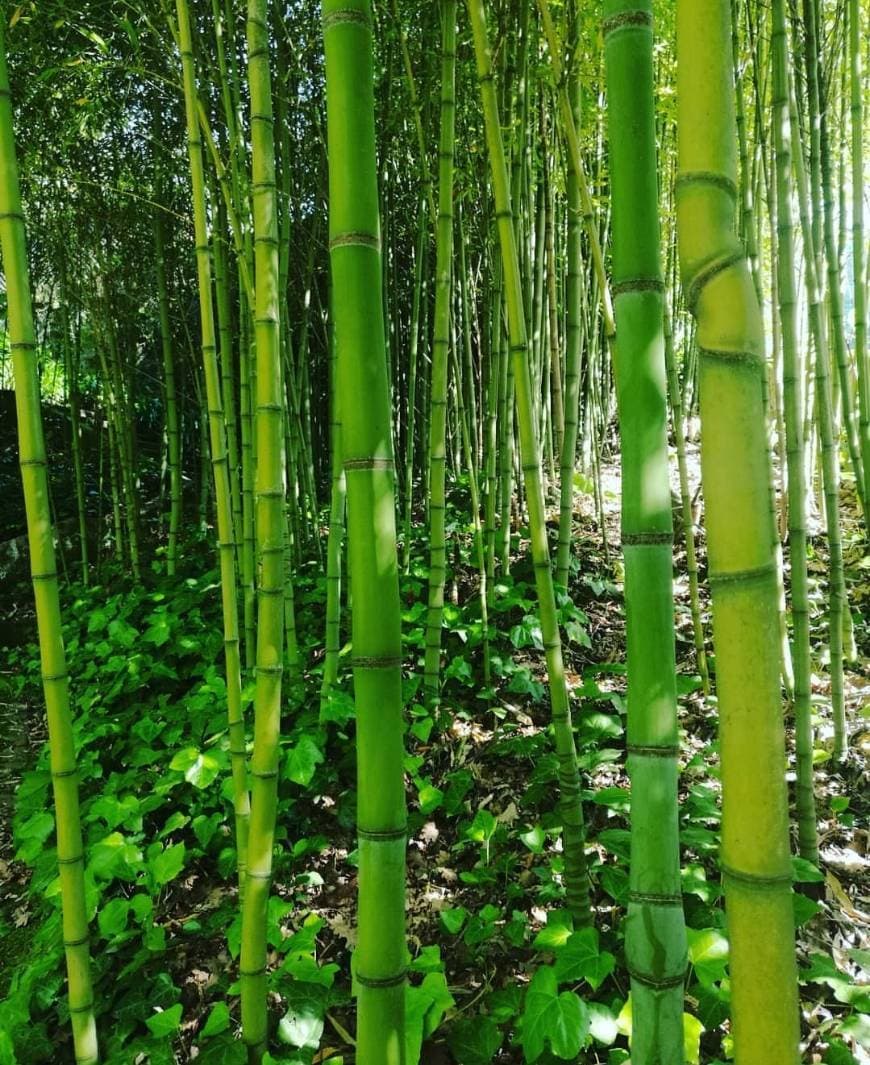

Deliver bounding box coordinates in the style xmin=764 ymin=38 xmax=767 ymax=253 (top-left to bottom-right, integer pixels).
xmin=0 ymin=0 xmax=867 ymax=1063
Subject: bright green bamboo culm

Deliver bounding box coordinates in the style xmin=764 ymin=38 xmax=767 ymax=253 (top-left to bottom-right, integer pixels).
xmin=240 ymin=0 xmax=286 ymax=1059
xmin=423 ymin=0 xmax=458 ymax=706
xmin=322 ymin=1 xmax=407 ymax=1060
xmin=154 ymin=200 xmax=182 ymax=576
xmin=771 ymin=0 xmax=818 ymax=862
xmin=675 ymin=1 xmax=800 ymax=1061
xmin=603 ymin=4 xmax=687 ymax=1062
xmin=468 ymin=0 xmax=590 ymax=925
xmin=174 ymin=0 xmax=250 ymax=896
xmin=0 ymin=18 xmax=100 ymax=1065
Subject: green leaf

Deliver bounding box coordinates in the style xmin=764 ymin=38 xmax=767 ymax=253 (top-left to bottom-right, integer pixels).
xmin=588 ymin=1002 xmax=619 ymax=1045
xmin=285 ymin=735 xmax=324 ymax=787
xmin=201 ymin=1001 xmax=231 ymax=1038
xmin=98 ymin=897 xmax=130 ymax=939
xmin=146 ymin=1003 xmax=182 ymax=1038
xmin=0 ymin=1028 xmax=17 ymax=1065
xmin=440 ymin=907 xmax=468 ymax=934
xmin=521 ymin=966 xmax=589 ymax=1062
xmin=416 ymin=779 xmax=444 ymax=815
xmin=151 ymin=842 xmax=186 ymax=886
xmin=837 ymin=1013 xmax=870 ymax=1051
xmin=687 ymin=928 xmax=729 ymax=986
xmin=791 ymin=856 xmax=824 ymax=883
xmin=448 ymin=1016 xmax=502 ymax=1065
xmin=683 ymin=1013 xmax=705 ymax=1065
xmin=823 ymin=1039 xmax=858 ymax=1065
xmin=466 ymin=809 xmax=497 ymax=843
xmin=144 ymin=614 xmax=172 ymax=647
xmin=553 ymin=928 xmax=615 ymax=991
xmin=195 ymin=1034 xmax=247 ymax=1064
xmin=405 ymin=973 xmax=455 ymax=1065
xmin=277 ymin=1001 xmax=324 ymax=1050
xmin=170 ymin=747 xmax=220 ymax=789
xmin=532 ymin=910 xmax=574 ymax=950
xmin=520 ymin=825 xmax=546 ymax=853
xmin=793 ymin=892 xmax=821 ymax=927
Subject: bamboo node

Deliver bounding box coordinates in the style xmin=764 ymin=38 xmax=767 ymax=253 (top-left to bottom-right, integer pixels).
xmin=720 ymin=862 xmax=791 ymax=887
xmin=352 ymin=654 xmax=402 ymax=670
xmin=621 ymin=531 xmax=673 ymax=546
xmin=358 ymin=826 xmax=407 ymax=841
xmin=708 ymin=562 xmax=775 ymax=589
xmin=698 ymin=346 xmax=763 ymax=371
xmin=343 ymin=456 xmax=394 ymax=470
xmin=329 ymin=231 xmax=380 ymax=251
xmin=322 ymin=8 xmax=371 ymax=31
xmin=63 ymin=934 xmax=91 ymax=948
xmin=602 ymin=9 xmax=653 ymax=36
xmin=674 ymin=169 xmax=738 ymax=201
xmin=685 ymin=249 xmax=746 ymax=313
xmin=68 ymin=1000 xmax=95 ymax=1014
xmin=355 ymin=969 xmax=407 ymax=989
xmin=628 ymin=966 xmax=685 ymax=990
xmin=628 ymin=890 xmax=684 ymax=906
xmin=627 ymin=744 xmax=680 ymax=758
xmin=611 ymin=277 xmax=664 ymax=296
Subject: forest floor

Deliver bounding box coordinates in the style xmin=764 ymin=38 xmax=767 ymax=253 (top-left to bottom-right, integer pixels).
xmin=0 ymin=440 xmax=868 ymax=1064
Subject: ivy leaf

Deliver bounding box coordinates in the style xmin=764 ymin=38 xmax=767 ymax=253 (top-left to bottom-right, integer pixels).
xmin=465 ymin=809 xmax=497 ymax=843
xmin=285 ymin=736 xmax=324 ymax=787
xmin=687 ymin=927 xmax=729 ymax=987
xmin=440 ymin=907 xmax=468 ymax=934
xmin=195 ymin=1034 xmax=247 ymax=1064
xmin=683 ymin=1012 xmax=705 ymax=1064
xmin=792 ymin=856 xmax=824 ymax=883
xmin=405 ymin=973 xmax=456 ymax=1065
xmin=98 ymin=897 xmax=130 ymax=939
xmin=448 ymin=1016 xmax=502 ymax=1064
xmin=277 ymin=1001 xmax=324 ymax=1050
xmin=532 ymin=910 xmax=574 ymax=950
xmin=151 ymin=842 xmax=186 ymax=886
xmin=553 ymin=928 xmax=615 ymax=991
xmin=588 ymin=1001 xmax=619 ymax=1045
xmin=521 ymin=966 xmax=589 ymax=1062
xmin=146 ymin=1003 xmax=183 ymax=1038
xmin=170 ymin=747 xmax=220 ymax=789
xmin=201 ymin=1001 xmax=231 ymax=1038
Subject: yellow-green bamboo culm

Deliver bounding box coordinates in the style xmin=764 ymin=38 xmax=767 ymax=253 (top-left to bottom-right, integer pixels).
xmin=322 ymin=0 xmax=407 ymax=1060
xmin=603 ymin=5 xmax=687 ymax=1061
xmin=154 ymin=199 xmax=182 ymax=576
xmin=174 ymin=0 xmax=250 ymax=897
xmin=850 ymin=0 xmax=869 ymax=509
xmin=771 ymin=0 xmax=818 ymax=862
xmin=787 ymin=74 xmax=848 ymax=762
xmin=238 ymin=0 xmax=287 ymax=1058
xmin=423 ymin=0 xmax=458 ymax=706
xmin=675 ymin=1 xmax=800 ymax=1061
xmin=468 ymin=0 xmax=590 ymax=925
xmin=0 ymin=18 xmax=100 ymax=1065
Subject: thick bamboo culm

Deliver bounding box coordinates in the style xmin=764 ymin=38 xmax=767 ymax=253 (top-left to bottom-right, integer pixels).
xmin=675 ymin=1 xmax=800 ymax=1061
xmin=0 ymin=19 xmax=100 ymax=1064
